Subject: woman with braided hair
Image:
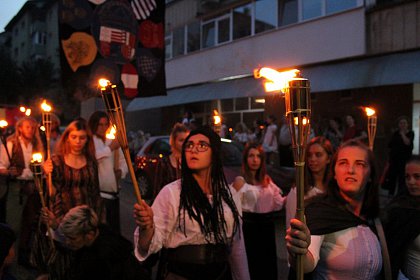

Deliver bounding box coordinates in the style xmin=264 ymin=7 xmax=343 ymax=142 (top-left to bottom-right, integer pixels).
xmin=134 ymin=126 xmax=250 ymax=280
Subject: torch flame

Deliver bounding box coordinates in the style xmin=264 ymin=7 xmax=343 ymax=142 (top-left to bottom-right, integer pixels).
xmin=254 ymin=68 xmax=300 ymax=92
xmin=99 ymin=79 xmax=110 ymax=88
xmin=106 ymin=125 xmax=117 ymax=140
xmin=31 ymin=153 xmax=43 ymax=163
xmin=20 ymin=106 xmax=26 ymax=113
xmin=0 ymin=120 xmax=8 ymax=128
xmin=365 ymin=107 xmax=376 ymax=117
xmin=41 ymin=100 xmax=52 ymax=112
xmin=25 ymin=109 xmax=31 ymax=116
xmin=213 ymin=110 xmax=221 ymax=125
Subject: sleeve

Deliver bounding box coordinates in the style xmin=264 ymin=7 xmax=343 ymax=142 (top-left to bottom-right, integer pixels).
xmin=118 ymin=147 xmax=128 ymax=178
xmin=307 ymin=235 xmax=324 ymax=268
xmin=229 ymin=222 xmax=251 ymax=280
xmin=50 ymin=157 xmax=65 ymax=222
xmin=236 ymin=183 xmax=258 ymax=212
xmin=285 ymin=187 xmax=297 ymax=230
xmin=93 ymin=137 xmax=112 ymax=160
xmin=134 ymin=184 xmax=179 ymax=261
xmin=269 ymin=181 xmax=286 ymax=211
xmin=0 ymin=142 xmax=12 ymax=170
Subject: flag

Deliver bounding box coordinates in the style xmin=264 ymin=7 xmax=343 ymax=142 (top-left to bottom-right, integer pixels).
xmin=59 ymin=0 xmax=166 ymax=100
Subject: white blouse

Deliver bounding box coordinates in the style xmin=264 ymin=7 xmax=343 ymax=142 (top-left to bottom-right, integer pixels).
xmin=232 ymin=181 xmax=285 ymax=213
xmin=309 ymin=225 xmax=382 ymax=280
xmin=401 ymin=234 xmax=420 ymax=280
xmin=134 ymin=180 xmax=250 ymax=280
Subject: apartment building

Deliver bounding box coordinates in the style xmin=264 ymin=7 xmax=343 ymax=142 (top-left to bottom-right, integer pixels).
xmin=125 ymin=0 xmax=420 ymax=160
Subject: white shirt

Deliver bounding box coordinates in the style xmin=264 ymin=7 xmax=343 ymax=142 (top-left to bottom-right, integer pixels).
xmin=134 ymin=180 xmax=250 ymax=280
xmin=0 ymin=138 xmax=35 ymax=180
xmin=402 ymin=234 xmax=420 ymax=280
xmin=232 ymin=181 xmax=285 ymax=213
xmin=309 ymin=225 xmax=382 ymax=279
xmin=262 ymin=124 xmax=278 ymax=152
xmin=93 ymin=135 xmax=128 ymax=196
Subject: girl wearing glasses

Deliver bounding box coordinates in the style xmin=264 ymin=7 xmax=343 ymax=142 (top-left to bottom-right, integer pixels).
xmin=231 ymin=143 xmax=285 ymax=280
xmin=286 ymin=140 xmax=389 ymax=279
xmin=133 ymin=126 xmax=249 ymax=280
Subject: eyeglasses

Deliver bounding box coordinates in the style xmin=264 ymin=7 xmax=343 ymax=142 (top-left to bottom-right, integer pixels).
xmin=184 ymin=141 xmax=211 ymax=152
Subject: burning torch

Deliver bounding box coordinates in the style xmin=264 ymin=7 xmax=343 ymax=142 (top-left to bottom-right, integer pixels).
xmin=98 ymin=79 xmax=142 ymax=204
xmin=365 ymin=107 xmax=377 ymax=150
xmin=213 ymin=110 xmax=222 ymax=135
xmin=30 ymin=153 xmax=55 ymax=249
xmin=41 ymin=100 xmax=54 ymax=197
xmin=106 ymin=125 xmax=120 ymax=174
xmin=254 ymin=67 xmax=311 ymax=280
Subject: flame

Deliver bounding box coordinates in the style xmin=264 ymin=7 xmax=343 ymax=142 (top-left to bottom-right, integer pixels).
xmin=365 ymin=107 xmax=376 ymax=117
xmin=31 ymin=153 xmax=43 ymax=163
xmin=41 ymin=100 xmax=52 ymax=112
xmin=254 ymin=68 xmax=300 ymax=92
xmin=0 ymin=120 xmax=8 ymax=128
xmin=99 ymin=79 xmax=110 ymax=88
xmin=40 ymin=126 xmax=46 ymax=132
xmin=294 ymin=117 xmax=309 ymax=126
xmin=213 ymin=110 xmax=221 ymax=125
xmin=25 ymin=109 xmax=31 ymax=116
xmin=106 ymin=125 xmax=116 ymax=140
xmin=20 ymin=106 xmax=26 ymax=112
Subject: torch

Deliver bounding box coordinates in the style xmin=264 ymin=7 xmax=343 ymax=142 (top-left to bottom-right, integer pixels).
xmin=98 ymin=79 xmax=142 ymax=204
xmin=106 ymin=125 xmax=120 ymax=176
xmin=0 ymin=120 xmax=11 ymax=162
xmin=254 ymin=67 xmax=310 ymax=280
xmin=213 ymin=110 xmax=222 ymax=135
xmin=30 ymin=153 xmax=55 ymax=249
xmin=365 ymin=107 xmax=377 ymax=150
xmin=41 ymin=100 xmax=54 ymax=197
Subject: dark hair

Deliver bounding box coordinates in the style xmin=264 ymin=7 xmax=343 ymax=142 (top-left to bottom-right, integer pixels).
xmin=242 ymin=143 xmax=266 ymax=185
xmin=327 ymin=140 xmax=379 ymax=219
xmin=305 ymin=136 xmax=333 ymax=193
xmin=56 ymin=119 xmax=96 ymax=163
xmin=88 ymin=111 xmax=109 ymax=137
xmin=179 ymin=126 xmax=240 ymax=244
xmin=406 ymin=154 xmax=420 ymax=166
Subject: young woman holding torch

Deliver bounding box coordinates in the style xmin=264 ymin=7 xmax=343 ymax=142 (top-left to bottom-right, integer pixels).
xmin=286 ymin=140 xmax=389 ymax=279
xmin=133 ymin=127 xmax=250 ymax=280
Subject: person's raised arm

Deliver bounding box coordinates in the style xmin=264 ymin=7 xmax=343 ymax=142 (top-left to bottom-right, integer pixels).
xmin=133 ymin=200 xmax=154 ymax=253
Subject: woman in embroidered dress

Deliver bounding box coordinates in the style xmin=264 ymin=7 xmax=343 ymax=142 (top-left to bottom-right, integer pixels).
xmin=41 ymin=119 xmax=103 ymax=280
xmin=133 ymin=126 xmax=249 ymax=280
xmin=231 ymin=143 xmax=285 ymax=280
xmin=286 ymin=140 xmax=387 ymax=279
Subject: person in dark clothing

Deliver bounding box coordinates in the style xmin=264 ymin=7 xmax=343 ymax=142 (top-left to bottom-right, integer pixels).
xmin=59 ymin=205 xmax=150 ymax=280
xmin=383 ymin=155 xmax=420 ymax=280
xmin=0 ymin=223 xmax=17 ymax=280
xmin=383 ymin=116 xmax=414 ymax=196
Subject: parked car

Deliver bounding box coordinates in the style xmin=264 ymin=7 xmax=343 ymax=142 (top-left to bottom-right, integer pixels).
xmin=134 ymin=136 xmax=295 ymax=199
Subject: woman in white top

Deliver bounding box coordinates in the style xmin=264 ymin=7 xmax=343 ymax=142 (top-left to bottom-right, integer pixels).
xmin=285 ymin=137 xmax=333 ymax=230
xmin=133 ymin=127 xmax=249 ymax=280
xmin=286 ymin=140 xmax=386 ymax=279
xmin=232 ymin=144 xmax=285 ymax=280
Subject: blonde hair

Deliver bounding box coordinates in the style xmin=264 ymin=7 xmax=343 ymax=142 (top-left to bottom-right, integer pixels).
xmin=59 ymin=205 xmax=98 ymax=236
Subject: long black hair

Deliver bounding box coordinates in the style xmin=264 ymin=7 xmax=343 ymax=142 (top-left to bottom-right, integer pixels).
xmin=179 ymin=126 xmax=240 ymax=244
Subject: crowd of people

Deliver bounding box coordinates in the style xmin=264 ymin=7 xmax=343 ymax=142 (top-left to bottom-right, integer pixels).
xmin=0 ymin=111 xmax=418 ymax=280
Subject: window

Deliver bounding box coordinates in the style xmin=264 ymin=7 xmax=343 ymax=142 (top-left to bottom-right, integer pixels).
xmin=172 ymin=26 xmax=185 ymax=57
xmin=279 ymin=0 xmax=298 ymax=26
xmin=233 ymin=4 xmax=252 ymax=39
xmin=202 ymin=21 xmax=215 ymax=48
xmin=187 ymin=21 xmax=200 ymax=53
xmin=218 ymin=16 xmax=230 ymax=44
xmin=326 ymin=0 xmax=357 ymax=14
xmin=165 ymin=34 xmax=172 ymax=59
xmin=255 ymin=0 xmax=277 ymax=34
xmin=221 ymin=99 xmax=234 ymax=112
xmin=302 ymin=0 xmax=322 ymax=20
xmin=31 ymin=32 xmax=47 ymax=45
xmin=235 ymin=97 xmax=249 ymax=111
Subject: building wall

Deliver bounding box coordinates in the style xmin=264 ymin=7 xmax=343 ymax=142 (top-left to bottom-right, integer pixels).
xmin=166 ymin=8 xmax=366 ymax=88
xmin=166 ymin=0 xmax=199 ymax=28
xmin=45 ymin=1 xmax=60 ymax=72
xmin=367 ymin=0 xmax=420 ymax=54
